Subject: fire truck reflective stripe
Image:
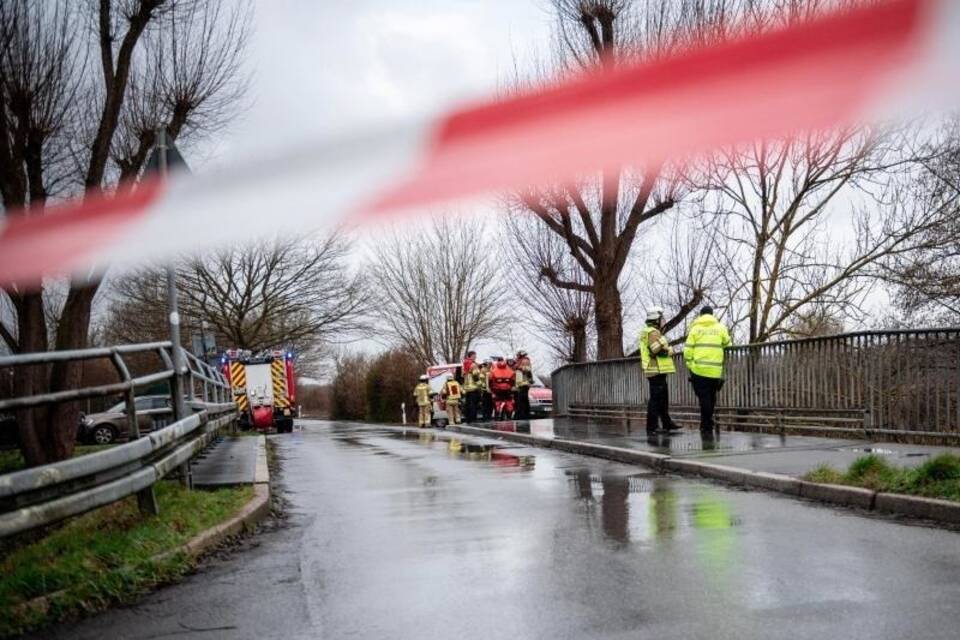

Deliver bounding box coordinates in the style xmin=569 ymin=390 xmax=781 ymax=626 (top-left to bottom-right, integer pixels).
xmin=230 ymin=362 xmax=249 ymax=411
xmin=271 ymin=359 xmax=290 ymax=408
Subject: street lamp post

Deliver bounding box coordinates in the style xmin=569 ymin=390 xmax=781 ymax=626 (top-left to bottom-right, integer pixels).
xmin=157 ymin=128 xmax=191 ymax=489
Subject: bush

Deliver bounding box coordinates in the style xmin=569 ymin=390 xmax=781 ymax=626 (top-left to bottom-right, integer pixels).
xmin=330 ymin=353 xmax=371 ymax=421
xmin=364 ymin=350 xmax=422 ymax=424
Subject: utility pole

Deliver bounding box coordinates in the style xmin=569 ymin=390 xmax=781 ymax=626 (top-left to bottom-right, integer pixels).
xmin=158 ymin=128 xmax=191 ymax=488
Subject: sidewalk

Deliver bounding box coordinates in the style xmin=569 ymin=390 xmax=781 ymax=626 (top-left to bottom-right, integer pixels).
xmin=461 ymin=418 xmax=960 ymax=479
xmin=446 ymin=418 xmax=960 ymax=524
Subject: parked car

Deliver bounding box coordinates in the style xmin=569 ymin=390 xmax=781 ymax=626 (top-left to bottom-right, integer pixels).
xmin=529 ymin=384 xmax=553 ymax=418
xmin=77 ymin=395 xmax=179 ymax=445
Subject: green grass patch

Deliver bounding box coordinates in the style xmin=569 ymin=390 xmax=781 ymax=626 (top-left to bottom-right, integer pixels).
xmin=0 ymin=481 xmax=253 ymax=638
xmin=0 ymin=445 xmax=116 ymax=476
xmin=803 ymin=453 xmax=960 ymax=501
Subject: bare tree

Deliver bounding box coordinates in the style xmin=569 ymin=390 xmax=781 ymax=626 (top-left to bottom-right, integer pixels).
xmin=370 ymin=216 xmax=508 ymax=366
xmin=881 ymin=120 xmax=960 ymax=320
xmin=102 ymin=234 xmax=367 ymax=373
xmin=700 ymin=124 xmax=942 ymax=343
xmin=509 ymin=0 xmax=743 ymax=360
xmin=506 ymin=212 xmax=595 ymax=364
xmin=0 ymin=0 xmax=250 ymax=466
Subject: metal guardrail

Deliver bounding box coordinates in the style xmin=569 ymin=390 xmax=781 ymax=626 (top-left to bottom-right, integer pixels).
xmin=0 ymin=342 xmax=237 ymax=538
xmin=552 ymin=328 xmax=960 ymax=440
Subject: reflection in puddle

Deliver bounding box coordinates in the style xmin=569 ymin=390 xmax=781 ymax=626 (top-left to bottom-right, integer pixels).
xmin=564 ymin=467 xmax=742 ymax=575
xmin=386 ymin=428 xmax=536 ymax=469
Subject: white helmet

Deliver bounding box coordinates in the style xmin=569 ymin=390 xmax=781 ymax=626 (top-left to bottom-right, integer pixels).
xmin=645 ymin=306 xmax=664 ymax=322
xmin=445 ymin=373 xmax=453 ymax=380
xmin=419 ymin=374 xmax=428 ymax=381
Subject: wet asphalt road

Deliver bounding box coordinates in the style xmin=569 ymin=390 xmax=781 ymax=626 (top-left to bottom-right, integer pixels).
xmin=39 ymin=420 xmax=960 ymax=640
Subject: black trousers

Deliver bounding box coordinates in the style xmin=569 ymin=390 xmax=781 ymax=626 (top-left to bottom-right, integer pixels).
xmin=481 ymin=392 xmax=493 ymax=420
xmin=465 ymin=391 xmax=480 ymax=422
xmin=690 ymin=374 xmax=721 ymax=432
xmin=646 ymin=374 xmax=674 ymax=432
xmin=516 ymin=386 xmax=530 ymax=419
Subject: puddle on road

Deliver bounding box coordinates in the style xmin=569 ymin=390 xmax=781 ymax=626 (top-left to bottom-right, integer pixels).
xmin=379 ymin=428 xmax=537 ymax=468
xmin=336 ymin=427 xmax=741 ymax=568
xmin=849 ymin=446 xmax=929 ymax=458
xmin=564 ymin=466 xmax=742 ymax=556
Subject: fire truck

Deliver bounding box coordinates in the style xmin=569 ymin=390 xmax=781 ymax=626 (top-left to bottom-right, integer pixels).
xmin=221 ymin=349 xmax=296 ymax=433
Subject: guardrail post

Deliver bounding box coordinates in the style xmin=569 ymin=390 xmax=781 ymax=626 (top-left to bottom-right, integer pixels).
xmin=111 ymin=351 xmax=160 ymax=516
xmin=862 ymin=409 xmax=872 ymax=439
xmin=164 ymin=345 xmax=192 ymax=489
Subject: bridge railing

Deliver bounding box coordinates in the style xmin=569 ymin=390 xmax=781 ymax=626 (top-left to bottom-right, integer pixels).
xmin=0 ymin=342 xmax=237 ymax=538
xmin=552 ymin=328 xmax=960 ymax=440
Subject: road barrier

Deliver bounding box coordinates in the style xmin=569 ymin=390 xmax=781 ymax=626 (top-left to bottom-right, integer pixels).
xmin=0 ymin=342 xmax=237 ymax=538
xmin=552 ymin=328 xmax=960 ymax=441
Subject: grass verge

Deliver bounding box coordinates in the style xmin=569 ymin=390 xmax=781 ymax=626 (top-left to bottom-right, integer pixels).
xmin=804 ymin=453 xmax=960 ymax=501
xmin=0 ymin=481 xmax=253 ymax=638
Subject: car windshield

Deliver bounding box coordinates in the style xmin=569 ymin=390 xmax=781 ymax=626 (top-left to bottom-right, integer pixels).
xmin=106 ymin=402 xmax=125 ymax=413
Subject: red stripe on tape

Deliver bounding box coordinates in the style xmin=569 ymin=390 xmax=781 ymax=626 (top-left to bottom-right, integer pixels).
xmin=371 ymin=0 xmax=927 ymax=210
xmin=0 ymin=178 xmax=163 ymax=284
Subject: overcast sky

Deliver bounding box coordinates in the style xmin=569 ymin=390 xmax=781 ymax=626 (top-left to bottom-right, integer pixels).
xmin=205 ymin=0 xmax=554 ymax=165
xmin=199 ymin=1 xmax=563 ymax=375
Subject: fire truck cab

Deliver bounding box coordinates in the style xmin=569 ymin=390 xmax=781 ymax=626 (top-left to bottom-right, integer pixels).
xmin=222 ymin=349 xmax=296 ymax=433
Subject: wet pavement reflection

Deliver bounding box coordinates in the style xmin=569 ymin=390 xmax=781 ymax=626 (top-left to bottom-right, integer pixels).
xmin=39 ymin=421 xmax=960 ymax=640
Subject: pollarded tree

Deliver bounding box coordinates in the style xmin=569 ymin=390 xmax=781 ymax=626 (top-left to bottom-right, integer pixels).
xmin=511 ymin=0 xmax=738 ymax=359
xmin=0 ymin=0 xmax=250 ymax=466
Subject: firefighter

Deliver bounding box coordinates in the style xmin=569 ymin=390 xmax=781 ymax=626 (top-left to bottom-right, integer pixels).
xmin=640 ymin=307 xmax=680 ymax=434
xmin=463 ymin=350 xmax=477 ymax=377
xmin=515 ymin=350 xmax=532 ymax=420
xmin=463 ymin=363 xmax=481 ymax=423
xmin=480 ymin=360 xmax=493 ymax=420
xmin=441 ymin=373 xmax=463 ymax=425
xmin=413 ymin=374 xmax=432 ymax=428
xmin=684 ymin=306 xmax=731 ymax=434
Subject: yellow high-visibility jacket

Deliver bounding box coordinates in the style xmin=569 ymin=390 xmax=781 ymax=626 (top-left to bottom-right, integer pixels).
xmin=684 ymin=314 xmax=731 ymax=379
xmin=463 ymin=369 xmax=478 ymax=392
xmin=516 ymin=358 xmax=532 ymax=387
xmin=443 ymin=380 xmax=462 ymax=402
xmin=413 ymin=383 xmax=431 ymax=406
xmin=640 ymin=325 xmax=675 ymax=377
xmin=478 ymin=369 xmax=490 ymax=393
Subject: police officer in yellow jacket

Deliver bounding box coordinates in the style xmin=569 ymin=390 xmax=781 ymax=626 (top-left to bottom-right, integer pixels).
xmin=684 ymin=306 xmax=731 ymax=434
xmin=640 ymin=307 xmax=680 ymax=434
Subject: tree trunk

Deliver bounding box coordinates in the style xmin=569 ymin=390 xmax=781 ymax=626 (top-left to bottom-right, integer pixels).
xmin=43 ymin=284 xmax=100 ymax=462
xmin=14 ymin=292 xmax=52 ymax=467
xmin=571 ymin=322 xmax=587 ymax=363
xmin=594 ymin=275 xmax=624 ymax=360
xmin=564 ymin=315 xmax=589 ymax=363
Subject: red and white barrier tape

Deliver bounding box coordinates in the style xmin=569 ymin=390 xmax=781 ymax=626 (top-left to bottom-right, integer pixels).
xmin=1 ymin=0 xmax=957 ymax=285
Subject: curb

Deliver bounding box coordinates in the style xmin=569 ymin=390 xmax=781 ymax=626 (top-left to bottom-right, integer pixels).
xmin=157 ymin=435 xmax=272 ymax=562
xmin=448 ymin=424 xmax=960 ymax=527
xmin=874 ymin=493 xmax=960 ymax=524
xmin=156 ymin=482 xmax=270 ymax=563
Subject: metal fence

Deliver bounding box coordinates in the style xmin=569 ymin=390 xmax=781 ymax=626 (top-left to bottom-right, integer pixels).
xmin=0 ymin=342 xmax=237 ymax=538
xmin=552 ymin=328 xmax=960 ymax=440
